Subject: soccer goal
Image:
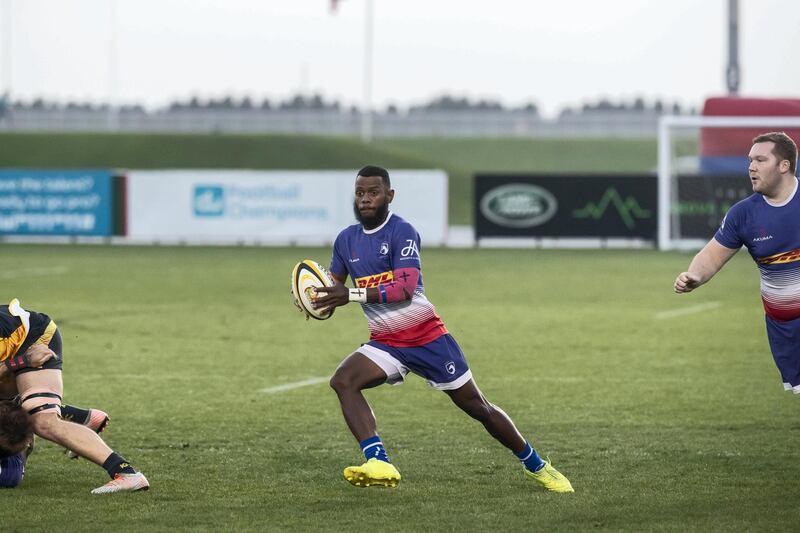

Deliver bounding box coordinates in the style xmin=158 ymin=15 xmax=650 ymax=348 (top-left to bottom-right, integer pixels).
xmin=657 ymin=115 xmax=800 ymax=251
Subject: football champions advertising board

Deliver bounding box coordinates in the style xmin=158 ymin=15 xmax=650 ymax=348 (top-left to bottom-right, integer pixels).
xmin=126 ymin=170 xmax=448 ymax=246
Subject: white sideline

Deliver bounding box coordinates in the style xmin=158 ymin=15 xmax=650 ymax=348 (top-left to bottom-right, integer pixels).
xmin=0 ymin=266 xmax=69 ymax=280
xmin=655 ymin=301 xmax=720 ymax=320
xmin=260 ymin=376 xmax=329 ymax=394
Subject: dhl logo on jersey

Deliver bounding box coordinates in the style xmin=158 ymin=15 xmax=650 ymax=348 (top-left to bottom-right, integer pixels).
xmin=355 ymin=271 xmax=393 ymax=288
xmin=757 ymin=248 xmax=800 ymax=265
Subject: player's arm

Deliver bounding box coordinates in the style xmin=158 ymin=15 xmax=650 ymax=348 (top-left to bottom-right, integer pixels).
xmin=0 ymin=344 xmax=56 ymax=384
xmin=674 ymin=239 xmax=739 ymax=293
xmin=315 ymin=267 xmax=419 ymax=308
xmin=314 ymin=236 xmax=355 ymax=310
xmin=312 ymin=271 xmax=351 ymax=310
xmin=0 ymin=344 xmax=57 ymax=380
xmin=330 ymin=272 xmax=347 ymax=285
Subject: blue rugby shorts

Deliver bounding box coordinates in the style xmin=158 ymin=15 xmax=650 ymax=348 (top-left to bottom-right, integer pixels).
xmin=0 ymin=453 xmax=25 ymax=488
xmin=356 ymin=334 xmax=472 ymax=391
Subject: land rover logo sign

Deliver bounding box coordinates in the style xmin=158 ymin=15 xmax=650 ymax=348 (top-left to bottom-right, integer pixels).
xmin=479 ymin=184 xmax=558 ymax=228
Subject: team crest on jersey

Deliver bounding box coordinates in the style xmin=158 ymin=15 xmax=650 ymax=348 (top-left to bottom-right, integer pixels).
xmin=356 ymin=270 xmax=393 ymax=288
xmin=380 ymin=242 xmax=389 ymax=255
xmin=445 ymin=361 xmax=456 ymax=375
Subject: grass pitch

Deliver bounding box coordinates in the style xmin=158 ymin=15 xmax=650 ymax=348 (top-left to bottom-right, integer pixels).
xmin=1 ymin=244 xmax=797 ymax=532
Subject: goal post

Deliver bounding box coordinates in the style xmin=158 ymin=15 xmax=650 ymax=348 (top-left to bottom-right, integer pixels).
xmin=657 ymin=115 xmax=800 ymax=251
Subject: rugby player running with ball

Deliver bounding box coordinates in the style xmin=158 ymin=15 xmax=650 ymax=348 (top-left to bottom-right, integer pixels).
xmin=313 ymin=166 xmax=573 ymax=492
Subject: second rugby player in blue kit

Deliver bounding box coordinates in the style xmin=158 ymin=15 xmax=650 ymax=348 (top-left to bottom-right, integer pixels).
xmin=675 ymin=132 xmax=800 ymax=394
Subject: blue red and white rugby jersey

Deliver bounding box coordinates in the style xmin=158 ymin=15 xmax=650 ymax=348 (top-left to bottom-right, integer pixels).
xmin=330 ymin=212 xmax=448 ymax=347
xmin=715 ymin=177 xmax=800 ymax=321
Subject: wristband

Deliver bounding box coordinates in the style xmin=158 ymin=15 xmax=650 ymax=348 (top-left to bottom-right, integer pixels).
xmin=348 ymin=288 xmax=368 ymax=303
xmin=5 ymin=353 xmax=30 ymax=372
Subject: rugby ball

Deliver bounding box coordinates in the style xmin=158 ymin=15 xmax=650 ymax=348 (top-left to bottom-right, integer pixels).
xmin=291 ymin=259 xmax=335 ymax=320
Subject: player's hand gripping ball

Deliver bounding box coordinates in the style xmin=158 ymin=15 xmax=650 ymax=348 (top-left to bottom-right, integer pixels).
xmin=291 ymin=259 xmax=335 ymax=320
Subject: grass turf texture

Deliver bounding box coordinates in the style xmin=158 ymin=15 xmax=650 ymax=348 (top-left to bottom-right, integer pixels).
xmin=0 ymin=244 xmax=797 ymax=531
xmin=0 ymin=133 xmax=697 ymax=226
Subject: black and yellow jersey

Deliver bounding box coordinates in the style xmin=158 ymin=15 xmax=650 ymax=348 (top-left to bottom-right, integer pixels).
xmin=0 ymin=299 xmax=53 ymax=362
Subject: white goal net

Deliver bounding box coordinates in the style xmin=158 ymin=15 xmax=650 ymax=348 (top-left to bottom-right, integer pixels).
xmin=657 ymin=115 xmax=800 ymax=250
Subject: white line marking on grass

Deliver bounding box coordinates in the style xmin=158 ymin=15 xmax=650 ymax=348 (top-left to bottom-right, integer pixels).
xmin=655 ymin=301 xmax=720 ymax=320
xmin=0 ymin=266 xmax=69 ymax=280
xmin=260 ymin=376 xmax=329 ymax=394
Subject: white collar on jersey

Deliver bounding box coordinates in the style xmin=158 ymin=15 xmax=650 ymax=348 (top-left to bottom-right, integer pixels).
xmin=361 ymin=211 xmax=393 ymax=234
xmin=763 ymin=176 xmax=798 ymax=207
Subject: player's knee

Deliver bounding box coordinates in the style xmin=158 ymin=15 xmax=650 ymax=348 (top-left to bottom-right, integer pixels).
xmin=329 ymin=371 xmax=352 ymax=394
xmin=19 ymin=391 xmax=63 ymax=440
xmin=29 ymin=412 xmax=61 ymax=440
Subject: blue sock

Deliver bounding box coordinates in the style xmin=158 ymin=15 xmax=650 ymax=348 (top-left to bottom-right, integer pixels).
xmin=515 ymin=442 xmax=545 ymax=472
xmin=359 ymin=435 xmax=390 ymax=463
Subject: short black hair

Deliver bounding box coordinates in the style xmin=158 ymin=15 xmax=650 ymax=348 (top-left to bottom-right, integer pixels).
xmin=357 ymin=165 xmax=391 ymax=188
xmin=0 ymin=400 xmax=32 ymax=458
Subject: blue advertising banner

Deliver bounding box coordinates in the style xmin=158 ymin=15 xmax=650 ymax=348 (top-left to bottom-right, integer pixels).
xmin=0 ymin=170 xmax=114 ymax=236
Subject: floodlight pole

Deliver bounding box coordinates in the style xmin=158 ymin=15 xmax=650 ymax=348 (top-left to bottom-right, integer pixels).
xmin=107 ymin=0 xmax=119 ymax=131
xmin=726 ymin=0 xmax=740 ymax=95
xmin=360 ymin=0 xmax=374 ymax=143
xmin=1 ymin=0 xmax=12 ymax=98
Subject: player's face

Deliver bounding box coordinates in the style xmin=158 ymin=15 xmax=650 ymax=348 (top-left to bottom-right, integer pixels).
xmin=353 ymin=175 xmax=394 ymax=228
xmin=748 ymin=142 xmax=786 ymax=196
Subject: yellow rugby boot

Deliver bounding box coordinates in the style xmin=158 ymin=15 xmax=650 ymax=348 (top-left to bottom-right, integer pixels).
xmin=343 ymin=458 xmax=401 ymax=488
xmin=524 ymin=461 xmax=574 ymax=493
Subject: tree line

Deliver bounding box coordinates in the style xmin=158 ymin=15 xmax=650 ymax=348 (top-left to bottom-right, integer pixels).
xmin=0 ymin=92 xmax=692 ymax=115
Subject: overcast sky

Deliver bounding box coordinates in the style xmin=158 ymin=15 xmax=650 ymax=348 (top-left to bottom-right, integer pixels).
xmin=2 ymin=0 xmax=798 ymax=117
